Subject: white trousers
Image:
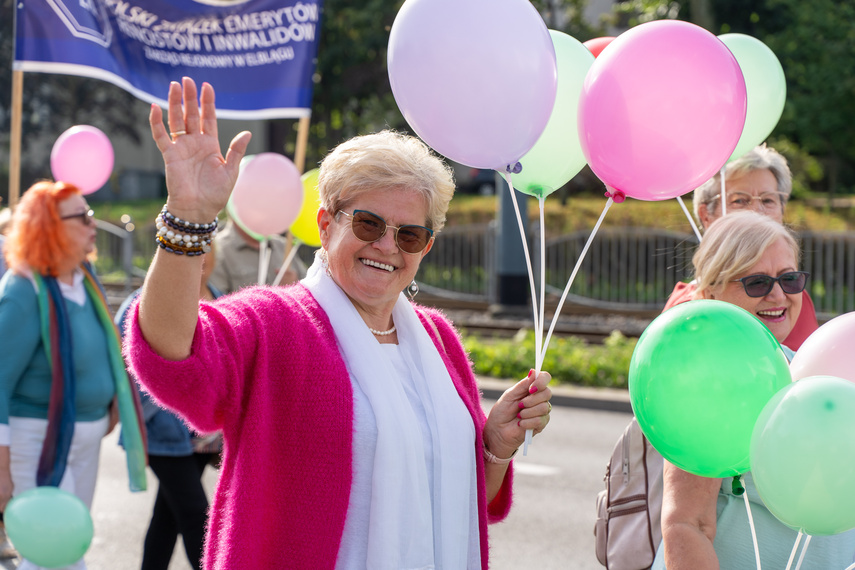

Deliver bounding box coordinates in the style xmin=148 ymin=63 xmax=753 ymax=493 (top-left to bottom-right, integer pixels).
xmin=10 ymin=415 xmax=108 ymax=570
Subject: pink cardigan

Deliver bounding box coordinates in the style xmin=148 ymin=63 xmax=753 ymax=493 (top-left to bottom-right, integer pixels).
xmin=125 ymin=284 xmax=513 ymax=569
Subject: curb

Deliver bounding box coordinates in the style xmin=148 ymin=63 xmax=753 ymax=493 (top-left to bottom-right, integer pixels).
xmin=477 ymin=377 xmax=632 ymax=414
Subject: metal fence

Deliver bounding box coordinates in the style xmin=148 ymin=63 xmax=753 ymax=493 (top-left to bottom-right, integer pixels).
xmin=94 ymin=221 xmax=855 ymax=319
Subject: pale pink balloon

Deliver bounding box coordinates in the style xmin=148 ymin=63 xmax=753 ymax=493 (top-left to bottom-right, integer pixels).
xmin=230 ymin=153 xmax=303 ymax=238
xmin=388 ymin=0 xmax=557 ymax=170
xmin=790 ymin=312 xmax=855 ymax=384
xmin=578 ymin=20 xmax=747 ymax=201
xmin=50 ymin=126 xmax=114 ymax=195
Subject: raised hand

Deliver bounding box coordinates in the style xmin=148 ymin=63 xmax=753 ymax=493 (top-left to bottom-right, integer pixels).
xmin=149 ymin=77 xmax=252 ymax=222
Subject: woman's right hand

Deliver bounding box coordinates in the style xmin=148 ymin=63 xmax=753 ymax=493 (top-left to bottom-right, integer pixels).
xmin=149 ymin=77 xmax=251 ymax=222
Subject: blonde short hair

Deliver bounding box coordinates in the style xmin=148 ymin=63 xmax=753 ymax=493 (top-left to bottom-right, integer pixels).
xmin=693 ymin=211 xmax=800 ymax=294
xmin=317 ymin=130 xmax=455 ymax=231
xmin=692 ymin=144 xmax=792 ymax=225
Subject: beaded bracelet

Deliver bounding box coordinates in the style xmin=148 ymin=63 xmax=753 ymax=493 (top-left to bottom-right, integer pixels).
xmin=158 ymin=204 xmax=218 ymax=233
xmin=483 ymin=445 xmax=518 ymax=465
xmin=155 ymin=234 xmax=210 ymax=256
xmin=155 ymin=205 xmax=217 ymax=256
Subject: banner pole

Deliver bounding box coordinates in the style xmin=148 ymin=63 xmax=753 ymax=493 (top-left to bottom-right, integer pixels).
xmin=294 ymin=116 xmax=311 ymax=174
xmin=9 ymin=69 xmax=24 ymax=207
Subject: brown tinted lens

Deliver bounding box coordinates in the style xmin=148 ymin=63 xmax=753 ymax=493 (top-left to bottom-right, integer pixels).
xmin=396 ymin=225 xmax=432 ymax=254
xmin=351 ymin=211 xmax=386 ymax=242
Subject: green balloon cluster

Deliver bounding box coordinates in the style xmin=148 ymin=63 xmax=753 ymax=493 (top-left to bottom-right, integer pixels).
xmin=629 ymin=300 xmax=791 ymax=478
xmin=512 ymin=30 xmax=594 ymax=199
xmin=6 ymin=486 xmax=94 ymax=567
xmin=751 ymin=375 xmax=855 ymax=536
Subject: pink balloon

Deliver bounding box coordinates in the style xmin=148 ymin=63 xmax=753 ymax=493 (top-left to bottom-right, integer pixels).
xmin=50 ymin=126 xmax=114 ymax=195
xmin=388 ymin=0 xmax=557 ymax=170
xmin=790 ymin=313 xmax=855 ymax=384
xmin=229 ymin=153 xmax=303 ymax=238
xmin=578 ymin=20 xmax=746 ymax=201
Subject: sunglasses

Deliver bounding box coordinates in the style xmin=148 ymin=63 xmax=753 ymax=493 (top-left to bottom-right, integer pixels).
xmin=337 ymin=209 xmax=434 ymax=254
xmin=60 ymin=209 xmax=95 ymax=226
xmin=731 ymin=271 xmax=809 ymax=298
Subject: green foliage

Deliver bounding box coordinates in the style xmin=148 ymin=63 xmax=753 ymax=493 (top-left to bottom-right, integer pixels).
xmin=759 ymin=0 xmax=855 ymax=193
xmin=463 ymin=329 xmax=637 ymax=388
xmin=767 ymin=137 xmax=824 ymax=199
xmin=609 ymin=0 xmax=681 ymax=28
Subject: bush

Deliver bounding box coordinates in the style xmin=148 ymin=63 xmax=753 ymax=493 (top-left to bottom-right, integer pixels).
xmin=462 ymin=329 xmax=637 ymax=389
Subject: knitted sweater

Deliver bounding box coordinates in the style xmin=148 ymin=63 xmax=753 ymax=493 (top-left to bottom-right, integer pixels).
xmin=125 ymin=284 xmax=513 ymax=570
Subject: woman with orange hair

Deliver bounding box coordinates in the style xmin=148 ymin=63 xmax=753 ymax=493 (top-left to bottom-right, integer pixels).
xmin=0 ymin=181 xmax=146 ymax=570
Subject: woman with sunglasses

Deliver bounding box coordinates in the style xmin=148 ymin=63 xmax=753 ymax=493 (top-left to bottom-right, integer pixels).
xmin=124 ymin=77 xmax=553 ymax=570
xmin=664 ymin=144 xmax=818 ymax=350
xmin=0 ymin=180 xmax=147 ymax=570
xmin=654 ymin=211 xmax=855 ymax=569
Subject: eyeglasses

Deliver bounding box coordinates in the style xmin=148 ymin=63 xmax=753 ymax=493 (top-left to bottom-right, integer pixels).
xmin=711 ymin=191 xmax=786 ymax=213
xmin=337 ymin=210 xmax=434 ymax=254
xmin=731 ymin=271 xmax=809 ymax=298
xmin=60 ymin=209 xmax=95 ymax=226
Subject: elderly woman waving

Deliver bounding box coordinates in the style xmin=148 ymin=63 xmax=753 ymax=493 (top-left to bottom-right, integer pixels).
xmin=125 ymin=77 xmax=553 ymax=570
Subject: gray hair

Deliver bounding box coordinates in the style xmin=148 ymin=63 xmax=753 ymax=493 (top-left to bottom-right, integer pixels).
xmin=693 ymin=211 xmax=800 ymax=295
xmin=317 ymin=130 xmax=456 ymax=232
xmin=692 ymin=144 xmax=792 ymax=224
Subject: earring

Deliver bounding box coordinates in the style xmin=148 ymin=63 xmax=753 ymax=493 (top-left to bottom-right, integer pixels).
xmin=406 ymin=279 xmax=419 ymax=300
xmin=318 ymin=248 xmax=332 ymax=278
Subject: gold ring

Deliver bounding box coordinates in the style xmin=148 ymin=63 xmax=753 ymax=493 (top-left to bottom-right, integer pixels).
xmin=547 ymin=401 xmax=552 ymax=414
xmin=170 ymin=130 xmax=187 ymax=139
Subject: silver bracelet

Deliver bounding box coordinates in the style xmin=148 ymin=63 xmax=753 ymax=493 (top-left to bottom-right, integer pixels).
xmin=483 ymin=445 xmax=518 ymax=465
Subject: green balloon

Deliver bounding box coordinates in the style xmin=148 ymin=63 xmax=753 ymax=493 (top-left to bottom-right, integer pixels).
xmin=512 ymin=30 xmax=594 ymax=199
xmin=751 ymin=375 xmax=855 ymax=536
xmin=6 ymin=486 xmax=94 ymax=567
xmin=719 ymin=33 xmax=786 ymax=162
xmin=629 ymin=300 xmax=791 ymax=477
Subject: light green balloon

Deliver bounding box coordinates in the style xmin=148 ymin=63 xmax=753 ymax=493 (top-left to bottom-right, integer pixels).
xmin=751 ymin=375 xmax=855 ymax=536
xmin=629 ymin=300 xmax=791 ymax=478
xmin=719 ymin=33 xmax=786 ymax=162
xmin=512 ymin=30 xmax=594 ymax=199
xmin=6 ymin=487 xmax=94 ymax=567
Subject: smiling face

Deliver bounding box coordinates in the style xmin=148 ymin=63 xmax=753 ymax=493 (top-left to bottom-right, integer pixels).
xmin=704 ymin=236 xmax=802 ymax=343
xmin=318 ymin=187 xmax=433 ymax=320
xmin=57 ymin=194 xmax=97 ymax=267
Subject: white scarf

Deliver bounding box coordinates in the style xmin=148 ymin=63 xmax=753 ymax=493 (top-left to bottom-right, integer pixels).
xmin=304 ymin=255 xmax=477 ymax=569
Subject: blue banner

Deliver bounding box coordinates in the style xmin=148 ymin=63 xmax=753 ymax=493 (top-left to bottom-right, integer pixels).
xmin=14 ymin=0 xmax=323 ymax=119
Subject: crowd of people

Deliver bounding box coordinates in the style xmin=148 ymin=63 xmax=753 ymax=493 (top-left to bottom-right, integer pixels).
xmin=0 ymin=76 xmax=847 ymax=569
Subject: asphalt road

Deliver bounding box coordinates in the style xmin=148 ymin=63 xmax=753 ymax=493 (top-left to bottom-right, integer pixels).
xmin=36 ymin=387 xmax=634 ymax=569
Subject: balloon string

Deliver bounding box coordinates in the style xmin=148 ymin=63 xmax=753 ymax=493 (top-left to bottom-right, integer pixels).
xmin=676 ymin=196 xmax=702 ymax=242
xmin=258 ymin=239 xmax=270 ymax=285
xmin=537 ymin=196 xmax=546 ymax=373
xmin=793 ymin=534 xmax=811 ymax=570
xmin=501 ymin=171 xmax=540 ymax=456
xmin=540 ymin=197 xmax=613 ymax=364
xmin=785 ymin=530 xmax=803 ymax=570
xmin=741 ymin=475 xmax=762 ymax=570
xmin=272 ymin=241 xmax=302 ymax=287
xmin=719 ymin=165 xmax=727 ymax=217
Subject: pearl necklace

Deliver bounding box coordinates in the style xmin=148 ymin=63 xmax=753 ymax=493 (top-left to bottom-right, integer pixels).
xmin=369 ymin=325 xmax=396 ymax=336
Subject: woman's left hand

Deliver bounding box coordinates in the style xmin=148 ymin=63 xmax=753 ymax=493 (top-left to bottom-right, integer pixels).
xmin=483 ymin=370 xmax=552 ymax=459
